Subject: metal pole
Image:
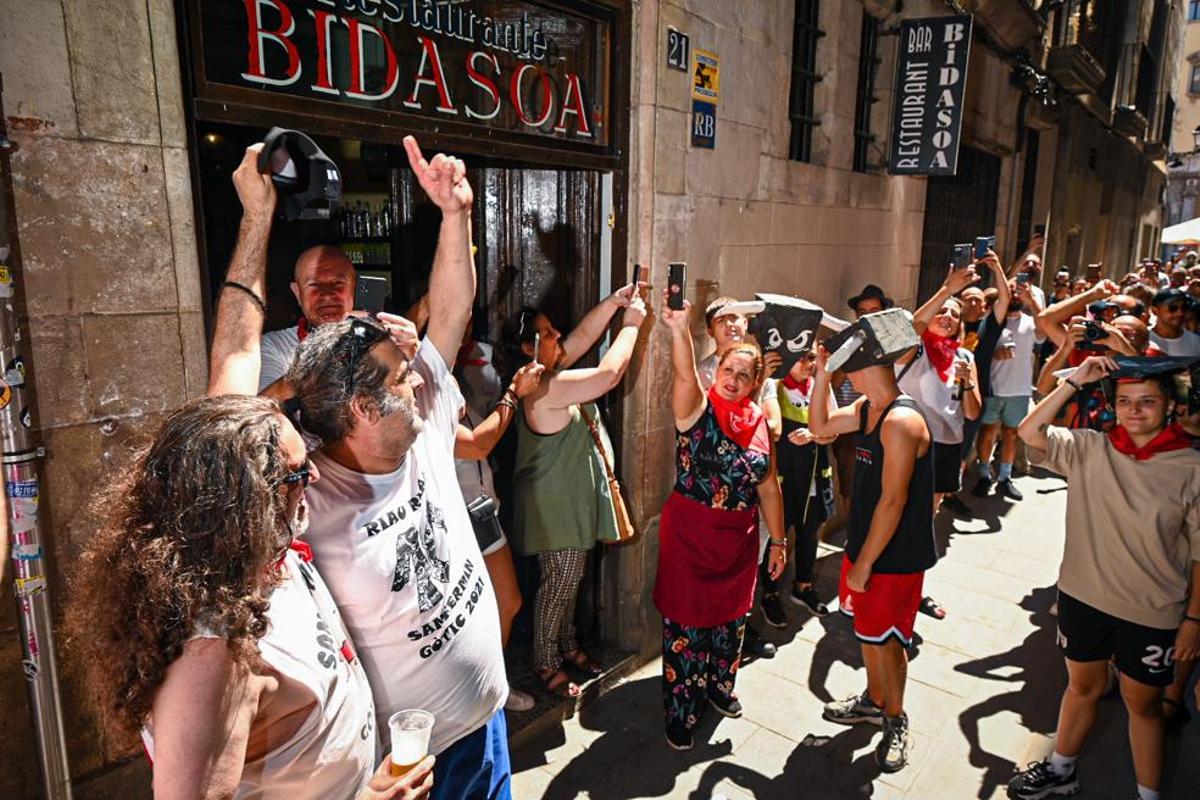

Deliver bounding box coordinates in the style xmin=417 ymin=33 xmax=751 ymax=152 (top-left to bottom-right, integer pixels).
xmin=0 ymin=73 xmax=74 ymax=800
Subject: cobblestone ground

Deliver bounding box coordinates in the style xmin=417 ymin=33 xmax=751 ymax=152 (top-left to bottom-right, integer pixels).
xmin=511 ymin=470 xmax=1200 ymax=799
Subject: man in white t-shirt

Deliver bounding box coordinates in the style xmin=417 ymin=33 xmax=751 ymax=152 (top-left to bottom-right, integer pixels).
xmin=971 ymin=280 xmax=1042 ymax=502
xmin=286 ymin=139 xmax=511 ymax=799
xmin=1148 ymin=288 xmax=1200 ymax=358
xmin=259 ymin=245 xmax=356 ymax=391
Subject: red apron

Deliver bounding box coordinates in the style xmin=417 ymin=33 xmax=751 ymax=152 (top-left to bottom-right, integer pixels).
xmin=653 ymin=491 xmax=760 ymax=628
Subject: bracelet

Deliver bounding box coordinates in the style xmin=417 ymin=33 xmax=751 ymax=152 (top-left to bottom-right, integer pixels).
xmin=768 ymin=539 xmax=787 ymax=548
xmin=222 ymin=281 xmax=267 ymax=315
xmin=1185 ymin=615 xmax=1200 ymax=625
xmin=959 ymin=383 xmax=975 ymax=392
xmin=1064 ymin=378 xmax=1082 ymax=391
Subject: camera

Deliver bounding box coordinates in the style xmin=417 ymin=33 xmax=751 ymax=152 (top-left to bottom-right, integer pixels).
xmin=1076 ymin=321 xmax=1108 ymax=352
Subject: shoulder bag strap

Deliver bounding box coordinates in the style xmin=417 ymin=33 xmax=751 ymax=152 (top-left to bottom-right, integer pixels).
xmin=578 ymin=405 xmax=618 ymax=483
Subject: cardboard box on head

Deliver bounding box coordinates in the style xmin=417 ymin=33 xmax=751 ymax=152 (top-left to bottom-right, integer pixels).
xmin=747 ymin=293 xmax=851 ymax=378
xmin=823 ymin=308 xmax=919 ymax=375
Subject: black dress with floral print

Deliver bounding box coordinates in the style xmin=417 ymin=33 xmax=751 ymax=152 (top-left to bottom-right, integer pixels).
xmin=674 ymin=404 xmax=770 ymax=511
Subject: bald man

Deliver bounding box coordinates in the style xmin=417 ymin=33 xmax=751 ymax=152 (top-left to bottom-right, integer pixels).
xmin=259 ymin=245 xmax=356 ymax=391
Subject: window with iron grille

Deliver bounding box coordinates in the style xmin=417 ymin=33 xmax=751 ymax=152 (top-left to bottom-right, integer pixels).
xmin=1191 ymin=64 xmax=1200 ymax=95
xmin=852 ymin=11 xmax=881 ymax=173
xmin=788 ymin=0 xmax=824 ymax=162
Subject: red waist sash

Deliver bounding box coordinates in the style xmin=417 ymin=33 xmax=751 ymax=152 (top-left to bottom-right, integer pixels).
xmin=653 ymin=491 xmax=760 ymax=628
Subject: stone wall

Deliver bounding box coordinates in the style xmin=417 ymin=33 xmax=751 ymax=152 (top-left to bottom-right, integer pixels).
xmin=0 ymin=0 xmax=203 ymax=796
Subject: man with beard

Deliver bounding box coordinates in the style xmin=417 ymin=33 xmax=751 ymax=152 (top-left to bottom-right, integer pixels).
xmin=283 ymin=138 xmax=513 ymax=799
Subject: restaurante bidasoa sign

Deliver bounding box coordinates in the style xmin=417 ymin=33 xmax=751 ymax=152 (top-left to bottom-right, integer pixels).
xmin=888 ymin=14 xmax=972 ymax=176
xmin=197 ymin=0 xmax=613 ymax=147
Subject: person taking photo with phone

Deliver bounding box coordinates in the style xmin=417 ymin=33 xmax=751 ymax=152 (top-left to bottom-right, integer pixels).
xmin=497 ymin=280 xmax=647 ymax=699
xmin=654 ymin=291 xmax=787 ymax=751
xmin=1008 ymin=356 xmax=1200 ymax=800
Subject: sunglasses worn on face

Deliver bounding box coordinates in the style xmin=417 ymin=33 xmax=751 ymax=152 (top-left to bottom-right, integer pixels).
xmin=1164 ymin=303 xmax=1185 ymax=313
xmin=281 ymin=460 xmax=312 ymax=489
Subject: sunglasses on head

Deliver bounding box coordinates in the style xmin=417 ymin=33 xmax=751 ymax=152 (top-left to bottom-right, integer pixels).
xmin=344 ymin=316 xmax=389 ymax=395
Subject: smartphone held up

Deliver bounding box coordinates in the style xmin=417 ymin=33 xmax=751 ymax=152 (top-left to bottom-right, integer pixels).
xmin=667 ymin=262 xmax=686 ymax=311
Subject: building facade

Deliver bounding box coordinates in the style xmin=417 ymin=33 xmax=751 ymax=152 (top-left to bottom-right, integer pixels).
xmin=0 ymin=1 xmax=1180 ymax=796
xmin=1164 ymin=0 xmax=1200 ymax=232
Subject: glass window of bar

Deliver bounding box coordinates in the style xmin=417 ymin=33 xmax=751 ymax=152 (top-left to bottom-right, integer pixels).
xmin=852 ymin=11 xmax=881 ymax=173
xmin=788 ymin=0 xmax=824 ymax=163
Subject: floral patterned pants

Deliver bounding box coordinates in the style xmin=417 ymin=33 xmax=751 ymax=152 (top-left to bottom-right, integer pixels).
xmin=661 ymin=614 xmax=747 ymax=731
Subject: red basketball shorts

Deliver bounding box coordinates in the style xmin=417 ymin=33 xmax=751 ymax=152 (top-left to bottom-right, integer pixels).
xmin=837 ymin=554 xmax=924 ymax=647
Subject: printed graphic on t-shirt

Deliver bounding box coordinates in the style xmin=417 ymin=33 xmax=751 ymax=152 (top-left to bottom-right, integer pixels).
xmin=385 ymin=478 xmax=452 ymax=611
xmin=856 ymin=446 xmax=873 ymax=466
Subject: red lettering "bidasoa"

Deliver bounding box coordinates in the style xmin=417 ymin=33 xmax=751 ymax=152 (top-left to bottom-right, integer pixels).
xmin=239 ymin=0 xmax=594 ymax=138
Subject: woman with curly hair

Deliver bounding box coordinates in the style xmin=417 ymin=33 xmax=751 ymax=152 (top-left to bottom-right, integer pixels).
xmin=654 ymin=293 xmax=787 ymax=751
xmin=68 ymin=395 xmax=421 ymax=799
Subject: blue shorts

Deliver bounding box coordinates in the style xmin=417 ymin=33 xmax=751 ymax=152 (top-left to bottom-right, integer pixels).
xmin=432 ymin=709 xmax=511 ymax=800
xmin=981 ymin=395 xmax=1030 ymax=429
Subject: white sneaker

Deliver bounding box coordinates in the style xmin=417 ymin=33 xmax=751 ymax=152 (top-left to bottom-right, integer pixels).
xmin=505 ymin=685 xmax=535 ymax=712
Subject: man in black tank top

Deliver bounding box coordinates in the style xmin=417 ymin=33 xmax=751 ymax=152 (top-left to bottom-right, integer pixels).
xmin=810 ymin=336 xmax=936 ymax=774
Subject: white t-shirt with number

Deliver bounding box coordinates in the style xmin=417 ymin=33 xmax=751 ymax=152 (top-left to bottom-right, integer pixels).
xmin=305 ymin=339 xmax=506 ymax=757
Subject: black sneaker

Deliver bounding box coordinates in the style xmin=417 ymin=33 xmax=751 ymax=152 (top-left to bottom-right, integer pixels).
xmin=875 ymin=713 xmax=911 ymax=773
xmin=789 ymin=586 xmax=830 ymax=617
xmin=743 ymin=626 xmax=776 ymax=659
xmin=760 ymin=592 xmax=788 ymax=628
xmin=822 ymin=692 xmax=884 ymax=726
xmin=665 ymin=724 xmax=693 ymax=751
xmin=1006 ymin=760 xmax=1079 ymax=799
xmin=970 ymin=476 xmax=993 ymax=497
xmin=939 ymin=495 xmax=972 ymax=517
xmin=996 ymin=479 xmax=1024 ymax=501
xmin=708 ymin=692 xmax=743 ymax=718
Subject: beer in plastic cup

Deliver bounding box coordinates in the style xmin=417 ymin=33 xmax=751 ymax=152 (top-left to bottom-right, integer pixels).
xmin=388 ymin=709 xmax=434 ymax=777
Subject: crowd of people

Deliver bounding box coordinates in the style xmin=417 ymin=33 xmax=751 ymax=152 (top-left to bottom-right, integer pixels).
xmin=63 ymin=136 xmax=1199 ymax=800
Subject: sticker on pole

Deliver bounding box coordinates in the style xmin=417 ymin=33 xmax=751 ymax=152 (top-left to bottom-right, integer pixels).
xmin=0 ymin=266 xmax=12 ymax=299
xmin=5 ymin=356 xmax=25 ymax=387
xmin=22 ymin=659 xmax=40 ymax=680
xmin=7 ymin=479 xmax=39 ymax=498
xmin=20 ymin=406 xmax=31 ymax=428
xmin=0 ymin=380 xmax=10 ymax=410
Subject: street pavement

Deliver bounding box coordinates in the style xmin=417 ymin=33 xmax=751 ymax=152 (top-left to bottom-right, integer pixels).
xmin=510 ymin=470 xmax=1200 ymax=799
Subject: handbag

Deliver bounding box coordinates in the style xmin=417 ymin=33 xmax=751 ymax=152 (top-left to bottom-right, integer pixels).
xmin=578 ymin=405 xmax=637 ymax=544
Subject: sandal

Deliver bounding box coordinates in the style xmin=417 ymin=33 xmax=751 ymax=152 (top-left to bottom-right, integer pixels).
xmin=535 ymin=667 xmax=580 ymax=699
xmin=1163 ymin=697 xmax=1191 ymax=730
xmin=563 ymin=648 xmax=604 ymax=678
xmin=918 ymin=596 xmax=947 ymax=621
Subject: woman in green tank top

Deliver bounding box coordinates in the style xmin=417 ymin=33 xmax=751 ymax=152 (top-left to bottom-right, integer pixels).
xmin=497 ymin=283 xmax=647 ymax=698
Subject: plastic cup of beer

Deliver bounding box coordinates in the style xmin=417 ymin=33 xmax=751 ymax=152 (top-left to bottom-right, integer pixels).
xmin=388 ymin=709 xmax=434 ymax=777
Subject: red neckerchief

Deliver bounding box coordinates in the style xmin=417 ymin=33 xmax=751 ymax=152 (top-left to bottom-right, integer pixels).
xmin=921 ymin=329 xmax=961 ymax=382
xmin=1107 ymin=423 xmax=1193 ymax=460
xmin=288 ymin=540 xmax=314 ymax=562
xmin=706 ymin=385 xmax=765 ymax=450
xmin=297 ymin=316 xmax=313 ymax=342
xmin=781 ymin=375 xmax=811 ymax=394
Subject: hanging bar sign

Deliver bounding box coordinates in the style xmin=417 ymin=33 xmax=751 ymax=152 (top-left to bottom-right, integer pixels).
xmin=888 ymin=15 xmax=972 ymax=176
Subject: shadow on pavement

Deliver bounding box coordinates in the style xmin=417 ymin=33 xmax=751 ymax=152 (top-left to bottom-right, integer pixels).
xmin=515 ymin=675 xmax=733 ymax=800
xmin=687 ymin=726 xmax=883 ymax=799
xmin=953 ymin=586 xmax=1064 ymax=799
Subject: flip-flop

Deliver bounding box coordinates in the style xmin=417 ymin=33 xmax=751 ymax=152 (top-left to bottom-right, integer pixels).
xmin=535 ymin=668 xmax=580 ymax=699
xmin=918 ymin=596 xmax=947 ymax=620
